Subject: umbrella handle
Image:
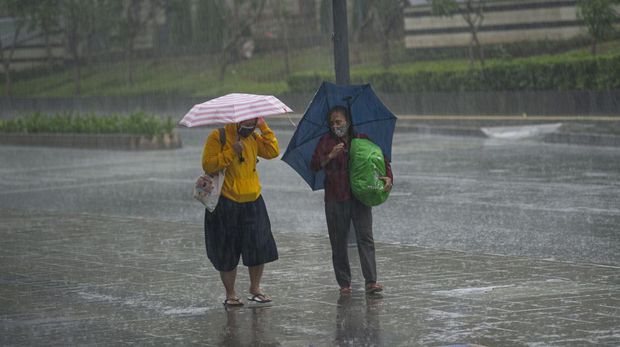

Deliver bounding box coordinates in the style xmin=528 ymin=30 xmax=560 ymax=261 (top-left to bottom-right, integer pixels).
xmin=235 ymin=132 xmax=245 ymax=163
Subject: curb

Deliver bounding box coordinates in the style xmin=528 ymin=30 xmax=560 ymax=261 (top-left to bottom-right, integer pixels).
xmin=542 ymin=132 xmax=620 ymax=147
xmin=396 ymin=123 xmax=486 ymax=137
xmin=0 ymin=131 xmax=182 ymax=150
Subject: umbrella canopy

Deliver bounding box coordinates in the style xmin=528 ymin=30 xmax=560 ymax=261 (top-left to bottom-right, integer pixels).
xmin=281 ymin=81 xmax=397 ymax=190
xmin=178 ymin=93 xmax=293 ymax=127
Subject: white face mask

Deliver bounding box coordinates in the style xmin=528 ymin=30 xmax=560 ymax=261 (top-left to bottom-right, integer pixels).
xmin=332 ymin=123 xmax=349 ymax=138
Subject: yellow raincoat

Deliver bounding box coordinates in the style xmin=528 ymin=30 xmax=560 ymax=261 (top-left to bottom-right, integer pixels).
xmin=202 ymin=122 xmax=279 ymax=203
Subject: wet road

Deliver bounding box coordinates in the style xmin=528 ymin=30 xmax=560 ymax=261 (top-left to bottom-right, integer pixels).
xmin=1 ymin=126 xmax=618 ymax=265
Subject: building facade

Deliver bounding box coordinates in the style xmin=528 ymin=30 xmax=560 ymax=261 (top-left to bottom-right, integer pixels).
xmin=405 ymin=0 xmax=619 ymax=49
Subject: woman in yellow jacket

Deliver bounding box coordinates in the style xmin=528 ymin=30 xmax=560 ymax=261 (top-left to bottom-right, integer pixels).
xmin=202 ymin=117 xmax=279 ymax=306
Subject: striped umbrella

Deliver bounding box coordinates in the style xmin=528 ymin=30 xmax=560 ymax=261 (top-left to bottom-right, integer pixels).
xmin=178 ymin=93 xmax=293 ymax=127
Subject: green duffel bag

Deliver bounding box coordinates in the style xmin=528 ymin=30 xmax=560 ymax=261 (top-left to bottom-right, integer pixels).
xmin=349 ymin=138 xmax=390 ymax=206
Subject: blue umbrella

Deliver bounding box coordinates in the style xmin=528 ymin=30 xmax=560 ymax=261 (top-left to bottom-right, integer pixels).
xmin=281 ymin=81 xmax=397 ymax=190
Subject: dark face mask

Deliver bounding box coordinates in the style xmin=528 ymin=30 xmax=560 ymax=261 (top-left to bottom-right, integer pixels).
xmin=238 ymin=125 xmax=255 ymax=138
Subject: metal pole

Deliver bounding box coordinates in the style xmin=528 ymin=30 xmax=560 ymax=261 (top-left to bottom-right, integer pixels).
xmin=332 ymin=1 xmax=355 ymax=246
xmin=332 ymin=0 xmax=350 ymax=85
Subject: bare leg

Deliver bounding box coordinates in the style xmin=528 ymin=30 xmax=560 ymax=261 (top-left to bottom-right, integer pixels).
xmin=248 ymin=264 xmax=264 ymax=295
xmin=220 ymin=267 xmax=238 ymax=299
xmin=248 ymin=264 xmax=272 ymax=302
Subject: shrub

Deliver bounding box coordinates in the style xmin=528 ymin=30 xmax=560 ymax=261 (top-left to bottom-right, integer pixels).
xmin=287 ymin=55 xmax=620 ymax=93
xmin=0 ymin=112 xmax=176 ymax=138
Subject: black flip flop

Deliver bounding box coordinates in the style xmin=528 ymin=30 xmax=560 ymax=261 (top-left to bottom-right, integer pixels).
xmin=223 ymin=297 xmax=244 ymax=306
xmin=247 ymin=293 xmax=272 ymax=303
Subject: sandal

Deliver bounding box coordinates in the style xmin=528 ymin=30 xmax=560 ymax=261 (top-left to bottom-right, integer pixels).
xmin=247 ymin=293 xmax=272 ymax=303
xmin=223 ymin=297 xmax=244 ymax=306
xmin=365 ymin=283 xmax=384 ymax=294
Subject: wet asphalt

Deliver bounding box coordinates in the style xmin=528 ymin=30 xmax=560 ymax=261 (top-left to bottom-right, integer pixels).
xmin=1 ymin=123 xmax=619 ymax=346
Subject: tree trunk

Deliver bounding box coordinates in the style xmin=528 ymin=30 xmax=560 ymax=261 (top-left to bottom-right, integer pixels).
xmin=283 ymin=23 xmax=291 ymax=76
xmin=381 ymin=31 xmax=391 ymax=68
xmin=3 ymin=61 xmax=11 ymax=98
xmin=44 ymin=32 xmax=53 ymax=70
xmin=127 ymin=40 xmax=135 ymax=86
xmin=472 ymin=30 xmax=485 ymax=66
xmin=2 ymin=22 xmax=24 ymax=98
xmin=217 ymin=0 xmax=266 ymax=81
xmin=218 ymin=51 xmax=230 ymax=81
xmin=41 ymin=20 xmax=55 ymax=71
xmin=74 ymin=59 xmax=81 ymax=95
xmin=351 ymin=9 xmax=373 ymax=65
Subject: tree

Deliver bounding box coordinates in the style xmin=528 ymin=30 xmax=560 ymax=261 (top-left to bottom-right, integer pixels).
xmin=351 ymin=0 xmax=375 ymax=63
xmin=350 ymin=0 xmax=407 ymax=68
xmin=577 ymin=0 xmax=619 ymax=56
xmin=59 ymin=0 xmax=96 ymax=95
xmin=0 ymin=0 xmax=33 ymax=97
xmin=28 ymin=0 xmax=61 ymax=71
xmin=270 ymin=0 xmax=291 ymax=76
xmin=194 ymin=0 xmax=227 ymax=53
xmin=430 ymin=0 xmax=486 ymax=66
xmin=164 ymin=0 xmax=194 ymax=51
xmin=214 ymin=0 xmax=267 ymax=81
xmin=59 ymin=0 xmax=122 ymax=95
xmin=85 ymin=0 xmax=123 ymax=64
xmin=118 ymin=0 xmax=160 ymax=86
xmin=368 ymin=0 xmax=407 ymax=68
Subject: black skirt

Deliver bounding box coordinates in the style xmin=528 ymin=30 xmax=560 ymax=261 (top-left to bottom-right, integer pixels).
xmin=204 ymin=195 xmax=278 ymax=272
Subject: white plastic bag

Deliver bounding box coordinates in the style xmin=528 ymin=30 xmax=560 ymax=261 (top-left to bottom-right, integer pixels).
xmin=193 ymin=170 xmax=225 ymax=212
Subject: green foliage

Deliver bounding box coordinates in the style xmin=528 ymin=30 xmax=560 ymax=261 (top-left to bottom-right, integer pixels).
xmin=577 ymin=0 xmax=619 ymax=47
xmin=4 ymin=31 xmax=620 ymax=97
xmin=0 ymin=112 xmax=176 ymax=137
xmin=430 ymin=0 xmax=460 ymax=16
xmin=287 ymin=73 xmax=333 ymax=93
xmin=407 ymin=36 xmax=597 ymax=61
xmin=195 ymin=0 xmax=228 ymax=52
xmin=167 ymin=0 xmax=194 ymax=47
xmin=288 ymin=54 xmax=620 ymax=92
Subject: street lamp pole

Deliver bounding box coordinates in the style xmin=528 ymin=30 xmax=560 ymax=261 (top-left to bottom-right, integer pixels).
xmin=332 ymin=1 xmax=357 ymax=247
xmin=332 ymin=0 xmax=350 ymax=85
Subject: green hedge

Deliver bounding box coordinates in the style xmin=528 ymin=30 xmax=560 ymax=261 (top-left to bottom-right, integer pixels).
xmin=0 ymin=112 xmax=176 ymax=137
xmin=287 ymin=55 xmax=620 ymax=93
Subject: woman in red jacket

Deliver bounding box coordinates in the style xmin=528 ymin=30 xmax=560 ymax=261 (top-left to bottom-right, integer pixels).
xmin=311 ymin=106 xmax=392 ymax=295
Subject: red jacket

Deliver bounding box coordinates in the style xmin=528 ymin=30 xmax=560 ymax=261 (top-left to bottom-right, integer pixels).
xmin=311 ymin=133 xmax=393 ymax=202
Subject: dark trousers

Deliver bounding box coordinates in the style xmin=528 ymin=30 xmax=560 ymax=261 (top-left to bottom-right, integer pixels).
xmin=204 ymin=195 xmax=278 ymax=272
xmin=325 ymin=198 xmax=377 ymax=287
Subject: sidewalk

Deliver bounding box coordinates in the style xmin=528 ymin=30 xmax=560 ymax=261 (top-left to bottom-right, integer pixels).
xmin=1 ymin=208 xmax=618 ymax=346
